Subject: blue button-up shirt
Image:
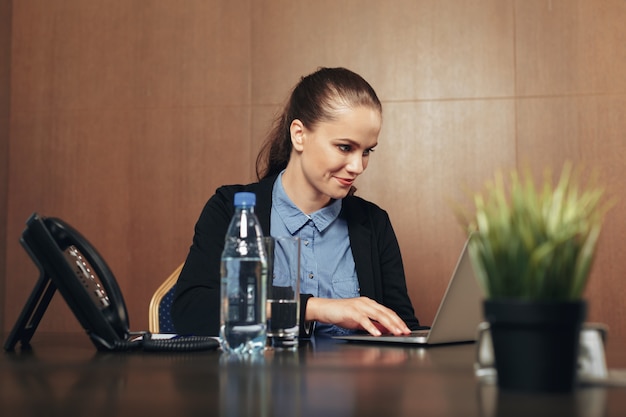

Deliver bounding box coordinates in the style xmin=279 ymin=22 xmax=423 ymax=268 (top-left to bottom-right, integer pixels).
xmin=270 ymin=172 xmax=360 ymax=336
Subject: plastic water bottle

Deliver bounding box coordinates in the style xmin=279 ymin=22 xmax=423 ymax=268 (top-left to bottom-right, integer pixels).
xmin=219 ymin=192 xmax=267 ymax=354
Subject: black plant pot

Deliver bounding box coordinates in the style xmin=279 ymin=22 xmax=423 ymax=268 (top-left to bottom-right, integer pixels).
xmin=484 ymin=299 xmax=587 ymax=393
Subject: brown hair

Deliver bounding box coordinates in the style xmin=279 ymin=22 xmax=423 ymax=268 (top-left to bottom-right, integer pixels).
xmin=255 ymin=67 xmax=382 ymax=180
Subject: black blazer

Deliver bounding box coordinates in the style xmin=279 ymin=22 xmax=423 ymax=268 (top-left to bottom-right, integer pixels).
xmin=171 ymin=174 xmax=421 ymax=336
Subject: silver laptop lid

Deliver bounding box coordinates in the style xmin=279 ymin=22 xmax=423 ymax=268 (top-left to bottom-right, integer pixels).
xmin=334 ymin=238 xmax=484 ymax=345
xmin=424 ymin=238 xmax=483 ymax=344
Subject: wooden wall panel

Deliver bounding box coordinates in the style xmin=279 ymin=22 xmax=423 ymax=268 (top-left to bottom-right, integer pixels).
xmin=5 ymin=0 xmax=253 ymax=333
xmin=516 ymin=0 xmax=626 ymax=96
xmin=357 ymin=100 xmax=516 ymax=324
xmin=251 ymin=0 xmax=517 ymax=326
xmin=252 ymin=0 xmax=515 ymax=103
xmin=515 ymin=0 xmax=626 ymax=343
xmin=517 ymin=95 xmax=626 ymax=334
xmin=581 ymin=96 xmax=626 ymax=343
xmin=4 ymin=0 xmax=626 ymax=344
xmin=250 ymin=0 xmax=626 ymax=340
xmin=0 ymin=0 xmax=11 ymax=335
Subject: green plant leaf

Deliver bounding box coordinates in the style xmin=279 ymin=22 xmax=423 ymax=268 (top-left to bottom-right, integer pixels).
xmin=458 ymin=162 xmax=610 ymax=301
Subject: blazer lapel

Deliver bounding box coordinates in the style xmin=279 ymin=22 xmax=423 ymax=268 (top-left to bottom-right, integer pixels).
xmin=343 ymin=198 xmax=376 ymax=299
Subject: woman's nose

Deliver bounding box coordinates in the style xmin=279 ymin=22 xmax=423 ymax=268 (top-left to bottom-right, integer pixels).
xmin=346 ymin=154 xmax=364 ymax=174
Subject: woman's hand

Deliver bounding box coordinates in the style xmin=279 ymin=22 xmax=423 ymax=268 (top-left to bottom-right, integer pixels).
xmin=305 ymin=296 xmax=411 ymax=336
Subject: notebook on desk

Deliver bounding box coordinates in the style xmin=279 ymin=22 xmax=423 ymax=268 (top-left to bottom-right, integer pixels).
xmin=334 ymin=238 xmax=484 ymax=346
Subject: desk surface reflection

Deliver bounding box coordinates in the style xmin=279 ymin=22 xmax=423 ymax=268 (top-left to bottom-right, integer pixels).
xmin=1 ymin=333 xmax=625 ymax=417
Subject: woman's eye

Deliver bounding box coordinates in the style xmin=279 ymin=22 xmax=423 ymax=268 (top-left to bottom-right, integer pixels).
xmin=337 ymin=144 xmax=375 ymax=155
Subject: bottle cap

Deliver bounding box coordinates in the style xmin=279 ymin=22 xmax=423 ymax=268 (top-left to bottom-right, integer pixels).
xmin=234 ymin=192 xmax=256 ymax=207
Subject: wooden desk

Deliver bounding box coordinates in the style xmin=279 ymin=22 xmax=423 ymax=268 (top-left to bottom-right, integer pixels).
xmin=1 ymin=333 xmax=625 ymax=417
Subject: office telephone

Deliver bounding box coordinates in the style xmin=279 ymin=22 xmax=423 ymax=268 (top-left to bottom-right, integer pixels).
xmin=4 ymin=212 xmax=219 ymax=352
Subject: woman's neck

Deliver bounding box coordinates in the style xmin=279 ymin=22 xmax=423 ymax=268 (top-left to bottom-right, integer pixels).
xmin=281 ymin=167 xmax=331 ymax=215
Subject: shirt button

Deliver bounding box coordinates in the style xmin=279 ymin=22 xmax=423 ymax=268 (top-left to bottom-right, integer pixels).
xmin=304 ymin=240 xmax=310 ymax=246
xmin=308 ymin=273 xmax=314 ymax=279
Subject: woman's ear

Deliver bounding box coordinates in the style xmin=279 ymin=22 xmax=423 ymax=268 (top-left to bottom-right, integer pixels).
xmin=290 ymin=119 xmax=305 ymax=152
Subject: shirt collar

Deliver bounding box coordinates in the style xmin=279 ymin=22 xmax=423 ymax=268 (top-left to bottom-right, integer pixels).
xmin=273 ymin=171 xmax=342 ymax=234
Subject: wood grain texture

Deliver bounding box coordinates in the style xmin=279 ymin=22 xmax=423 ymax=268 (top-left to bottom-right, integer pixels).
xmin=252 ymin=0 xmax=515 ymax=102
xmin=357 ymin=99 xmax=516 ymax=324
xmin=0 ymin=0 xmax=11 ymax=335
xmin=4 ymin=0 xmax=626 ymax=343
xmin=5 ymin=0 xmax=253 ymax=333
xmin=516 ymin=0 xmax=626 ymax=96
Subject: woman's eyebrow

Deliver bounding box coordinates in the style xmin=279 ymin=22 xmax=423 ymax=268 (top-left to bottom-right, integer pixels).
xmin=336 ymin=138 xmax=378 ymax=148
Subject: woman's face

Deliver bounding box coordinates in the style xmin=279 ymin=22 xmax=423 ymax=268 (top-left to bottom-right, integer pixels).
xmin=291 ymin=105 xmax=382 ymax=205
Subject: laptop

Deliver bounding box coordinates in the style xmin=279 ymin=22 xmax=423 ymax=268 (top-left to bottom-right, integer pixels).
xmin=334 ymin=238 xmax=484 ymax=345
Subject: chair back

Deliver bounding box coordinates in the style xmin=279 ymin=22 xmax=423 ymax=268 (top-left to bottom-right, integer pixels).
xmin=149 ymin=263 xmax=184 ymax=333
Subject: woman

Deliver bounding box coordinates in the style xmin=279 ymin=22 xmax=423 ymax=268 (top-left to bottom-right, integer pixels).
xmin=172 ymin=67 xmax=421 ymax=338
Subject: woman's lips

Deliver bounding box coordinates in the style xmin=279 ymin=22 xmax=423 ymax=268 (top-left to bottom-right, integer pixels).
xmin=335 ymin=176 xmax=355 ymax=187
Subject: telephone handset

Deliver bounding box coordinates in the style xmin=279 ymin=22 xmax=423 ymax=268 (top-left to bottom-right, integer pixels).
xmin=4 ymin=213 xmax=218 ymax=352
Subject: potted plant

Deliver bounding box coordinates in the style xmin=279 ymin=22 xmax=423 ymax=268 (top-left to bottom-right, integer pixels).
xmin=458 ymin=162 xmax=610 ymax=393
